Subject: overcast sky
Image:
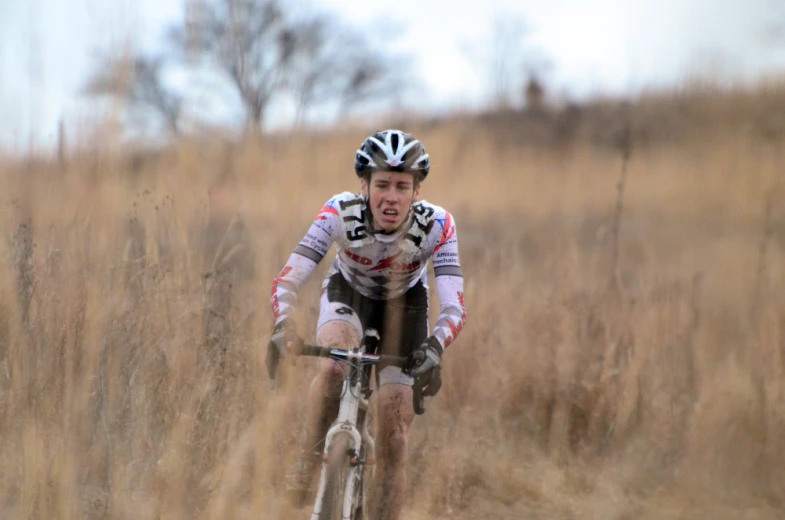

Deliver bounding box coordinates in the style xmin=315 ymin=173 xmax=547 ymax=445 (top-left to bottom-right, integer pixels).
xmin=2 ymin=0 xmax=784 ymax=150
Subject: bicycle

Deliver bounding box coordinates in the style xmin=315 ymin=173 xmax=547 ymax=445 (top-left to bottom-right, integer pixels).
xmin=271 ymin=328 xmax=425 ymax=520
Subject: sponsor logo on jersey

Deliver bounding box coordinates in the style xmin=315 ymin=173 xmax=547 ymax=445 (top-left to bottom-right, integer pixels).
xmin=344 ymin=249 xmax=372 ymax=265
xmin=369 ymin=252 xmax=421 ymax=273
xmin=369 ymin=252 xmax=402 ymax=271
xmin=343 ymin=249 xmax=421 ymax=273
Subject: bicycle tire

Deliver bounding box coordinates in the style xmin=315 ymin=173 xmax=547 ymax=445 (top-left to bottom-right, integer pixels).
xmin=318 ymin=433 xmax=360 ymax=520
xmin=353 ymin=446 xmax=368 ymax=520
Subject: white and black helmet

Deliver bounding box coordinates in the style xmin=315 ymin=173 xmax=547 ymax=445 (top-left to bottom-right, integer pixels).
xmin=355 ymin=129 xmax=430 ymax=181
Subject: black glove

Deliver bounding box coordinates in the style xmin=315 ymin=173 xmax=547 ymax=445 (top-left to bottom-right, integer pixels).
xmin=406 ymin=336 xmax=443 ymax=397
xmin=266 ymin=318 xmax=303 ymax=383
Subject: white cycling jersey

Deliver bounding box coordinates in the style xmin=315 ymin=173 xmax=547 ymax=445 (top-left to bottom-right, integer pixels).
xmin=271 ymin=192 xmax=466 ymax=350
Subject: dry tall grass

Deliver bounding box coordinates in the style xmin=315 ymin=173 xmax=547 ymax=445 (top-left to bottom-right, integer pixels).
xmin=1 ymin=87 xmax=784 ymax=519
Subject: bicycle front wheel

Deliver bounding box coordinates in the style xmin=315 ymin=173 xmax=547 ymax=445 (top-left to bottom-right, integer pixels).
xmin=318 ymin=433 xmax=360 ymax=520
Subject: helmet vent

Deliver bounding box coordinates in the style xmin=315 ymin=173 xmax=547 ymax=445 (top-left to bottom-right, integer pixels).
xmin=354 ymin=129 xmax=430 ymax=180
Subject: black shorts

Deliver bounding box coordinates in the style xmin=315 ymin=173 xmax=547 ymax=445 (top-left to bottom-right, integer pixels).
xmin=318 ymin=272 xmax=429 ymax=361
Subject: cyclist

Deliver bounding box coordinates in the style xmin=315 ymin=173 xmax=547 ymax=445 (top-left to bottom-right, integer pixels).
xmin=267 ymin=129 xmax=466 ymax=519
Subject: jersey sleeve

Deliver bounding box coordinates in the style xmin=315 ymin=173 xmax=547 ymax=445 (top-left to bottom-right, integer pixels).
xmin=429 ymin=211 xmax=466 ymax=350
xmin=270 ymin=197 xmax=343 ymax=326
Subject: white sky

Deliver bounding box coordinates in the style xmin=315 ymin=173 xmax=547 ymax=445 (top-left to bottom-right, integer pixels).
xmin=2 ymin=0 xmax=784 ymax=150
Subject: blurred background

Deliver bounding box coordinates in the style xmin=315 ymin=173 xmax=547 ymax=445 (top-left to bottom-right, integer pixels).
xmin=3 ymin=0 xmax=785 ymax=148
xmin=1 ymin=1 xmax=785 ymax=519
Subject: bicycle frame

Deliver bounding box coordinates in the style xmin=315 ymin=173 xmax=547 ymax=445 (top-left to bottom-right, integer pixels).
xmin=296 ymin=331 xmax=424 ymax=520
xmin=309 ymin=346 xmax=373 ymax=520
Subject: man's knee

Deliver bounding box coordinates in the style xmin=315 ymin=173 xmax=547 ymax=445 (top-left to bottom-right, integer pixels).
xmin=313 ymin=320 xmax=361 ymax=395
xmin=377 ymin=384 xmax=415 ymax=424
xmin=316 ymin=319 xmax=360 ymax=349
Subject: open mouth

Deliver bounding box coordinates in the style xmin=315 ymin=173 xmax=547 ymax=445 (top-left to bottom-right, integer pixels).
xmin=382 ymin=209 xmax=398 ymax=221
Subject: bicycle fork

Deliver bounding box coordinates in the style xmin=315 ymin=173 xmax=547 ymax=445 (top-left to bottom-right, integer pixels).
xmin=310 ymin=374 xmax=375 ymax=519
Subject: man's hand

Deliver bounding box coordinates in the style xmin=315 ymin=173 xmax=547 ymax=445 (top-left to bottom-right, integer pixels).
xmin=266 ymin=318 xmax=303 ymax=383
xmin=406 ymin=336 xmax=443 ymax=397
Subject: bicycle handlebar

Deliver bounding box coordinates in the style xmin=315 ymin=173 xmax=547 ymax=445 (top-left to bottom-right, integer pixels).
xmin=297 ymin=344 xmax=426 ymax=415
xmin=299 ymin=344 xmax=406 ymax=365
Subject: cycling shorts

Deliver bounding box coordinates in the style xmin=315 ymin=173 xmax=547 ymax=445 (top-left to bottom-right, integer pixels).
xmin=317 ymin=272 xmax=429 ymax=387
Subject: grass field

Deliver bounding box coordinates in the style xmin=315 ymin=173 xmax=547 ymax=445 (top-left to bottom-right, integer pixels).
xmin=0 ymin=85 xmax=784 ymax=519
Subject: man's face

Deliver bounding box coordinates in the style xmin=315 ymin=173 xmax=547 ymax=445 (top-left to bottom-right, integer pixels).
xmin=361 ymin=171 xmax=420 ymax=232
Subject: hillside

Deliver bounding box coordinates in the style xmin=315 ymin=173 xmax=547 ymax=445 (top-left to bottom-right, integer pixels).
xmin=0 ymin=82 xmax=783 ymax=519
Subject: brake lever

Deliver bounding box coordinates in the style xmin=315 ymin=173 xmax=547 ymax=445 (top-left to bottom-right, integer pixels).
xmin=412 ymin=380 xmax=426 ymax=415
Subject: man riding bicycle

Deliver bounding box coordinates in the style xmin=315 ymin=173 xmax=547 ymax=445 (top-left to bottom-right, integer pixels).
xmin=267 ymin=129 xmax=466 ymax=520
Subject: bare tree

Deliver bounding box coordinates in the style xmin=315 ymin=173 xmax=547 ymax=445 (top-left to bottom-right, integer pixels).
xmin=83 ymin=0 xmax=408 ymax=136
xmin=285 ymin=17 xmax=399 ymax=127
xmin=173 ymin=0 xmax=403 ymax=131
xmin=462 ymin=10 xmax=551 ymax=110
xmin=169 ymin=0 xmax=295 ymax=132
xmin=336 ymin=55 xmax=395 ymax=119
xmin=524 ymin=74 xmax=545 ymax=111
xmin=84 ymin=51 xmax=184 ymax=136
xmin=283 ymin=15 xmax=335 ymax=127
xmin=522 ymin=54 xmax=552 ymax=111
xmin=489 ymin=13 xmax=528 ymax=107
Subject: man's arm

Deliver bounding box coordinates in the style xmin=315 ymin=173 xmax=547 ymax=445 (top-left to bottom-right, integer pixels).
xmin=431 ymin=211 xmax=466 ymax=350
xmin=270 ymin=199 xmax=342 ymax=325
